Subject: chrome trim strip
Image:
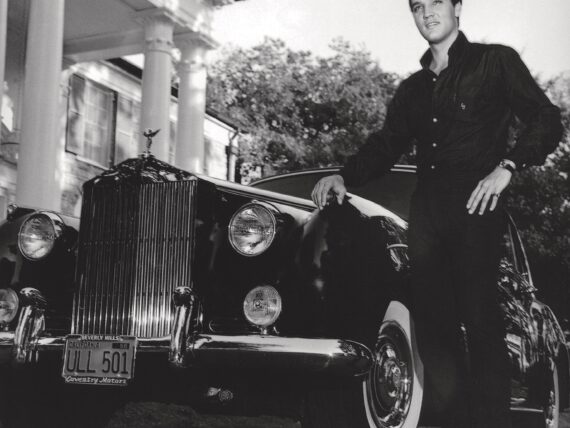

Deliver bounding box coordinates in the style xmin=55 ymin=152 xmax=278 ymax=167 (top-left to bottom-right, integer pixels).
xmin=510 ymin=407 xmax=543 ymax=414
xmin=386 ymin=244 xmax=408 ymax=250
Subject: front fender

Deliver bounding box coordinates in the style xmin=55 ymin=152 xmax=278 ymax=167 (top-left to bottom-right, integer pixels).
xmin=296 ymin=201 xmax=410 ymax=343
xmin=0 ymin=209 xmax=78 ymax=333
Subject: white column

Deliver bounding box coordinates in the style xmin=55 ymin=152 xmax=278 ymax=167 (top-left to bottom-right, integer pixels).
xmin=175 ymin=34 xmax=210 ymax=173
xmin=16 ymin=0 xmax=65 ymax=210
xmin=0 ymin=0 xmax=7 ymax=144
xmin=138 ymin=12 xmax=175 ymax=162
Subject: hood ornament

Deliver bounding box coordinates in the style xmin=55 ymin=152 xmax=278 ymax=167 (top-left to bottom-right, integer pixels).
xmin=142 ymin=128 xmax=160 ymax=157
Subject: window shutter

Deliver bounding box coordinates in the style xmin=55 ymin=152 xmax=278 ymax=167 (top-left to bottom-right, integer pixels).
xmin=66 ymin=75 xmax=86 ymax=155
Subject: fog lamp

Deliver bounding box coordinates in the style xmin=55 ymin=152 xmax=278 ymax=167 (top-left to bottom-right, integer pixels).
xmin=18 ymin=212 xmax=64 ymax=260
xmin=0 ymin=288 xmax=19 ymax=324
xmin=229 ymin=203 xmax=276 ymax=256
xmin=243 ymin=286 xmax=282 ymax=328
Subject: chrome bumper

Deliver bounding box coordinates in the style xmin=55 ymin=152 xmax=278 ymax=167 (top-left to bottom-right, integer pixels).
xmin=0 ymin=332 xmax=372 ymax=376
xmin=189 ymin=334 xmax=372 ymax=376
xmin=0 ymin=287 xmax=372 ymax=377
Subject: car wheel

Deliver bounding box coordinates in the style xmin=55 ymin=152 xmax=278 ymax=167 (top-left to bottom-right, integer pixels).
xmin=544 ymin=362 xmax=560 ymax=428
xmin=302 ymin=301 xmax=423 ymax=428
xmin=362 ymin=300 xmax=424 ymax=428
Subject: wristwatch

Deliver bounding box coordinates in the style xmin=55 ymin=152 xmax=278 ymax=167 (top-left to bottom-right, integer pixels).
xmin=498 ymin=159 xmax=516 ymax=174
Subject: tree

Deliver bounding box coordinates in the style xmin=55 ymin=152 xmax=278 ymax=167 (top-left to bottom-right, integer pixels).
xmin=207 ymin=37 xmax=398 ymax=177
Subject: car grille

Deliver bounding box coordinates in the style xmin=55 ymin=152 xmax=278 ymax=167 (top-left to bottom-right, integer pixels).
xmin=72 ymin=180 xmax=197 ymax=338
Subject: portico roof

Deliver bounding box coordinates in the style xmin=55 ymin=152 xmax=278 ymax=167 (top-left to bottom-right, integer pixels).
xmin=11 ymin=0 xmax=246 ymax=63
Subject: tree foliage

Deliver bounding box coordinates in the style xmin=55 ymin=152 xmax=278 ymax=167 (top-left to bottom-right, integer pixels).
xmin=207 ymin=38 xmax=398 ymax=177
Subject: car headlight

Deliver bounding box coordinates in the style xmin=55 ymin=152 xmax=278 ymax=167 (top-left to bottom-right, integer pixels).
xmin=0 ymin=288 xmax=19 ymax=324
xmin=229 ymin=203 xmax=276 ymax=256
xmin=243 ymin=286 xmax=282 ymax=328
xmin=18 ymin=212 xmax=64 ymax=260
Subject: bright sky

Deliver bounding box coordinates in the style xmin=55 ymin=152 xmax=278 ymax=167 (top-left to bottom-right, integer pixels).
xmin=212 ymin=0 xmax=570 ymax=79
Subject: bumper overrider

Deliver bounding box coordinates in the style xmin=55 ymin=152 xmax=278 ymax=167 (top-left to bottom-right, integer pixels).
xmin=0 ymin=287 xmax=373 ymax=378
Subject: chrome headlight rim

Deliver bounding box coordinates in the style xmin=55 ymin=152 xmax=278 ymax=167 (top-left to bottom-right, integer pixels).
xmin=18 ymin=211 xmax=64 ymax=261
xmin=228 ymin=202 xmax=277 ymax=257
xmin=0 ymin=288 xmax=19 ymax=324
xmin=243 ymin=285 xmax=283 ymax=328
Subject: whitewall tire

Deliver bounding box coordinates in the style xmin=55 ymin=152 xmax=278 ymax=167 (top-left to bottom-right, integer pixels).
xmin=362 ymin=300 xmax=424 ymax=428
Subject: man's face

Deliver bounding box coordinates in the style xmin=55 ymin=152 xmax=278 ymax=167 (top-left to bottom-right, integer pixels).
xmin=410 ymin=0 xmax=461 ymax=45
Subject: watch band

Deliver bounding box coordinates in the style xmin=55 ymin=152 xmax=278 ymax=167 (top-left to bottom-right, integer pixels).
xmin=498 ymin=159 xmax=516 ymax=174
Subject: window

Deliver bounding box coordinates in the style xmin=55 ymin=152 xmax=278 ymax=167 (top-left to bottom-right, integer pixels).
xmin=66 ymin=74 xmax=115 ymax=167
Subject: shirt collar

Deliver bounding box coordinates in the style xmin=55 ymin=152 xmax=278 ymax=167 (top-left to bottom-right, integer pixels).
xmin=420 ymin=31 xmax=469 ymax=71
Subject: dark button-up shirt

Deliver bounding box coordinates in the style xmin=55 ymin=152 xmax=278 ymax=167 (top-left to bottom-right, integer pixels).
xmin=340 ymin=32 xmax=563 ymax=186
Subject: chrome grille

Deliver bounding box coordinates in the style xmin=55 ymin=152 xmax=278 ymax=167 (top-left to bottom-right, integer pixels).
xmin=72 ymin=180 xmax=197 ymax=337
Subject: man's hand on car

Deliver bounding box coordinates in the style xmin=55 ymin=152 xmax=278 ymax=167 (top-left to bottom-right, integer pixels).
xmin=466 ymin=166 xmax=512 ymax=215
xmin=311 ymin=174 xmax=347 ymax=210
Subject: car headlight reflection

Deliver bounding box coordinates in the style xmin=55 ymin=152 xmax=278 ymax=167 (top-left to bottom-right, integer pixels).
xmin=243 ymin=286 xmax=282 ymax=328
xmin=229 ymin=203 xmax=276 ymax=256
xmin=18 ymin=212 xmax=64 ymax=260
xmin=0 ymin=288 xmax=19 ymax=324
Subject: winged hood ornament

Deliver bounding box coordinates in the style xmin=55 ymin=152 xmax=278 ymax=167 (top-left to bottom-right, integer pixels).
xmin=142 ymin=128 xmax=160 ymax=157
xmin=87 ymin=127 xmax=194 ymax=186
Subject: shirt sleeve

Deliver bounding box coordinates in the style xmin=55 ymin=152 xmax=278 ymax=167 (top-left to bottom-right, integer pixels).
xmin=339 ymin=82 xmax=414 ymax=186
xmin=497 ymin=46 xmax=563 ymax=169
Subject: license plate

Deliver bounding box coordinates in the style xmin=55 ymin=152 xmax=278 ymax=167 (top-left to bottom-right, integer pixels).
xmin=62 ymin=335 xmax=137 ymax=386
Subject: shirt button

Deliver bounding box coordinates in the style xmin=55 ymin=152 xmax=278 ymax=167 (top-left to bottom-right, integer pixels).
xmin=430 ymin=165 xmax=436 ymax=170
xmin=432 ymin=117 xmax=438 ymax=123
xmin=432 ymin=77 xmax=437 ymax=82
xmin=432 ymin=142 xmax=438 ymax=148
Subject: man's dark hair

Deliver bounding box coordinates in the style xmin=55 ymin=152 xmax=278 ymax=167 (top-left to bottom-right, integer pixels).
xmin=409 ymin=0 xmax=462 ymax=11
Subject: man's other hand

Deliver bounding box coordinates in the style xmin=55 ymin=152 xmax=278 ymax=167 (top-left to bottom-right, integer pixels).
xmin=466 ymin=167 xmax=513 ymax=215
xmin=311 ymin=174 xmax=347 ymax=210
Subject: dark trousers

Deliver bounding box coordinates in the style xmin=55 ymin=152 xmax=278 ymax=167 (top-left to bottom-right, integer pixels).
xmin=408 ymin=176 xmax=512 ymax=428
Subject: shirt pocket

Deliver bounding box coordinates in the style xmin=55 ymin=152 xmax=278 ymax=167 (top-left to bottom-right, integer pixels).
xmin=453 ymin=82 xmax=495 ymax=123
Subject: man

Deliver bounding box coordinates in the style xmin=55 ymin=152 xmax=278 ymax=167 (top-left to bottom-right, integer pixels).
xmin=311 ymin=1 xmax=562 ymax=427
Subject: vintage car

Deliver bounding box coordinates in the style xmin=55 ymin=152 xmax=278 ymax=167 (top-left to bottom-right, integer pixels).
xmin=0 ymin=140 xmax=567 ymax=428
